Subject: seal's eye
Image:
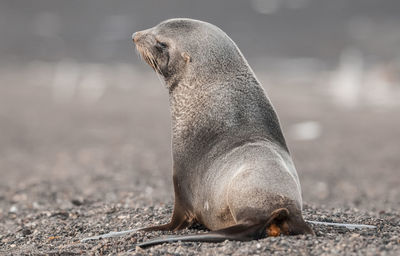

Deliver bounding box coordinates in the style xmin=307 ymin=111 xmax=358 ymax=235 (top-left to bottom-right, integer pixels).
xmin=156 ymin=41 xmax=168 ymax=51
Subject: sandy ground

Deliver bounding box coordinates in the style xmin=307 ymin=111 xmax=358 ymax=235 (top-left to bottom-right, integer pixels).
xmin=0 ymin=64 xmax=399 ymax=255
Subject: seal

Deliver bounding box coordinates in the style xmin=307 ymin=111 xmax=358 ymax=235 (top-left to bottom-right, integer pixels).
xmin=131 ymin=18 xmax=313 ymax=246
xmin=80 ymin=19 xmax=377 ymax=247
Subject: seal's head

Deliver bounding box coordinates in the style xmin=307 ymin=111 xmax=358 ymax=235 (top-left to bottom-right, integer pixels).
xmin=132 ymin=18 xmax=249 ymax=90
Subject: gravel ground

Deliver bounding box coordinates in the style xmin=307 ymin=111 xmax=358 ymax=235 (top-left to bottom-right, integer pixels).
xmin=0 ymin=64 xmax=399 ymax=255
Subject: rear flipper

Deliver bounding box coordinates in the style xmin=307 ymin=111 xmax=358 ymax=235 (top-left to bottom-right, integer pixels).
xmin=134 ymin=222 xmax=268 ymax=249
xmin=80 ymin=219 xmax=375 ymax=243
xmin=133 ymin=209 xmax=378 ymax=249
xmin=134 ymin=232 xmax=234 ymax=249
xmin=134 ymin=208 xmax=291 ymax=249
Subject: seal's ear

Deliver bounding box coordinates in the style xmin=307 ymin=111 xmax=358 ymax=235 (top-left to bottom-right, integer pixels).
xmin=266 ymin=208 xmax=290 ymax=237
xmin=181 ymin=52 xmax=191 ymax=63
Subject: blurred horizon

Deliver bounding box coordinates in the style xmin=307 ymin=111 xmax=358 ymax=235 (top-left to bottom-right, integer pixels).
xmin=1 ymin=0 xmax=400 ymax=110
xmin=1 ymin=0 xmax=400 ymax=67
xmin=0 ymin=0 xmax=399 ymax=208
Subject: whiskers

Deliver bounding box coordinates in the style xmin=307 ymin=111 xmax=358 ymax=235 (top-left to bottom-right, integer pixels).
xmin=135 ymin=45 xmax=162 ymax=74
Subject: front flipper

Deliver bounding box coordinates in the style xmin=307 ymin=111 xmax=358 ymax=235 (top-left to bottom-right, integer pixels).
xmin=81 ymin=199 xmax=192 ymax=242
xmin=80 ymin=214 xmax=192 ymax=242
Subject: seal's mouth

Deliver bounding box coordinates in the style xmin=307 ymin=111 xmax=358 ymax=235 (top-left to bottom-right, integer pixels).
xmin=133 ymin=33 xmax=162 ymax=74
xmin=136 ymin=44 xmax=162 ymax=74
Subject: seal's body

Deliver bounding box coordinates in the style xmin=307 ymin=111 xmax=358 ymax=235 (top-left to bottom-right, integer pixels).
xmin=132 ymin=18 xmax=313 ymax=246
xmin=197 ymin=141 xmax=301 ymax=230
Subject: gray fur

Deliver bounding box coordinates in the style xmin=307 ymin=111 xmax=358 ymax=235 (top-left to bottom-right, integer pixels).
xmin=133 ymin=18 xmax=312 ymax=237
xmin=80 ymin=19 xmax=375 ymax=246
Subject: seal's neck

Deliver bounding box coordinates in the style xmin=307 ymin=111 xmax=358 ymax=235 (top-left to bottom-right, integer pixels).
xmin=168 ymin=72 xmax=289 ymax=166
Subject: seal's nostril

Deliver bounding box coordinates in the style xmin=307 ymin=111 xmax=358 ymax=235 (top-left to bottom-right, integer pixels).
xmin=132 ymin=32 xmax=137 ymax=43
xmin=132 ymin=31 xmax=143 ymax=43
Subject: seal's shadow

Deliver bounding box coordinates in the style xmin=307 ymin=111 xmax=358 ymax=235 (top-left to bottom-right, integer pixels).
xmin=188 ymin=222 xmax=208 ymax=231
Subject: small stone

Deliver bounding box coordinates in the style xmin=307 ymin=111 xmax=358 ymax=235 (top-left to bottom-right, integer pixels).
xmin=71 ymin=198 xmax=84 ymax=206
xmin=52 ymin=211 xmax=69 ymax=220
xmin=32 ymin=201 xmax=41 ymax=209
xmin=118 ymin=215 xmax=130 ymax=219
xmin=22 ymin=228 xmax=32 ymax=236
xmin=9 ymin=205 xmax=18 ymax=213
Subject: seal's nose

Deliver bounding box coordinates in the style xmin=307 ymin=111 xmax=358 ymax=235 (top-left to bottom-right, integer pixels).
xmin=132 ymin=31 xmax=143 ymax=43
xmin=132 ymin=32 xmax=137 ymax=43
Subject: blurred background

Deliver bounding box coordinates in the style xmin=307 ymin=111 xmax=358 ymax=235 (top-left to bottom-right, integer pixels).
xmin=0 ymin=0 xmax=399 ymax=216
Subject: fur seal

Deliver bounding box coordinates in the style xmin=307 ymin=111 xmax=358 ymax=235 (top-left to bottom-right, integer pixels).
xmin=80 ymin=18 xmax=377 ymax=248
xmin=131 ymin=18 xmax=314 ymax=246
